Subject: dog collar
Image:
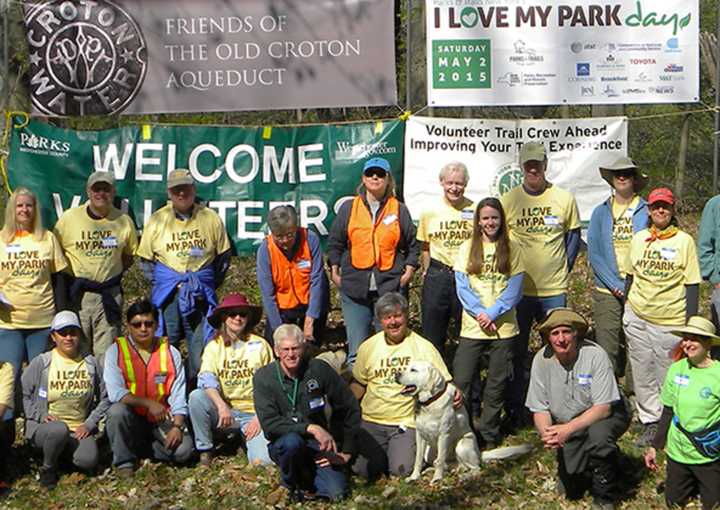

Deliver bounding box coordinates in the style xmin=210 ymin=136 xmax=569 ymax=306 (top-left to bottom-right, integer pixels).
xmin=419 ymin=381 xmax=448 ymax=406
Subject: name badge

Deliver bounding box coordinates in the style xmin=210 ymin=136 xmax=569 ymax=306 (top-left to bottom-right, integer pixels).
xmin=461 ymin=209 xmax=474 ymax=220
xmin=296 ymin=259 xmax=311 ymax=270
xmin=154 ymin=373 xmax=168 ymax=385
xmin=246 ymin=341 xmax=262 ymax=351
xmin=101 ymin=236 xmax=118 ymax=248
xmin=577 ymin=374 xmax=592 ymax=386
xmin=382 ymin=214 xmax=398 ymax=225
xmin=660 ymin=247 xmax=677 ymax=261
xmin=543 ymin=215 xmax=561 ymax=226
xmin=674 ymin=374 xmax=689 ymax=386
xmin=39 ymin=388 xmax=47 ymax=399
xmin=189 ymin=246 xmax=205 ymax=258
xmin=5 ymin=244 xmax=21 ymax=254
xmin=309 ymin=396 xmax=325 ymax=410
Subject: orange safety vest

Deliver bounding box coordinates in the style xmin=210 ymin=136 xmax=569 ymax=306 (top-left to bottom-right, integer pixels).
xmin=116 ymin=336 xmax=176 ymax=422
xmin=267 ymin=227 xmax=312 ymax=310
xmin=347 ymin=196 xmax=400 ymax=271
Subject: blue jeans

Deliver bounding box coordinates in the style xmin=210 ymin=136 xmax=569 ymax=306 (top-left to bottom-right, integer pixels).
xmin=268 ymin=433 xmax=348 ymax=501
xmin=340 ymin=292 xmax=381 ymax=367
xmin=0 ymin=327 xmax=50 ymax=418
xmin=162 ymin=291 xmax=206 ymax=385
xmin=187 ymin=389 xmax=271 ymax=465
xmin=507 ymin=293 xmax=567 ymax=417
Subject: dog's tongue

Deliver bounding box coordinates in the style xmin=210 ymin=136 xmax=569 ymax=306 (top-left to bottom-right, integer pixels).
xmin=400 ymin=385 xmax=417 ymax=395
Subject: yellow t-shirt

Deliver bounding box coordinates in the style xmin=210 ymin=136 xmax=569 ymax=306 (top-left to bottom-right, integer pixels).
xmin=0 ymin=231 xmax=67 ymax=328
xmin=627 ymin=229 xmax=702 ymax=325
xmin=47 ymin=350 xmax=92 ymax=431
xmin=596 ymin=196 xmax=639 ymax=294
xmin=417 ymin=197 xmax=475 ymax=267
xmin=199 ymin=333 xmax=273 ymax=413
xmin=352 ymin=331 xmax=451 ymax=427
xmin=501 ymin=185 xmax=580 ymax=297
xmin=0 ymin=362 xmax=14 ymax=410
xmin=136 ymin=203 xmax=231 ymax=272
xmin=54 ymin=203 xmax=138 ymax=282
xmin=454 ymin=239 xmax=524 ymax=340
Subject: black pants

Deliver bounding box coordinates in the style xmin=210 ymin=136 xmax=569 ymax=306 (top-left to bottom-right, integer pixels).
xmin=421 ymin=260 xmax=462 ymax=355
xmin=264 ymin=304 xmax=328 ymax=347
xmin=453 ymin=337 xmax=514 ymax=444
xmin=666 ymin=457 xmax=720 ymax=510
xmin=0 ymin=419 xmax=15 ymax=478
xmin=557 ymin=400 xmax=630 ymax=502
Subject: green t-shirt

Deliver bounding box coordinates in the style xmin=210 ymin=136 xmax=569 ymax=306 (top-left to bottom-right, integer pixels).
xmin=661 ymin=358 xmax=720 ymax=464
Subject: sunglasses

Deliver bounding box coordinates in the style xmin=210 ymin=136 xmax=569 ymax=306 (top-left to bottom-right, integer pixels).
xmin=129 ymin=320 xmax=155 ymax=329
xmin=224 ymin=310 xmax=249 ymax=318
xmin=614 ymin=170 xmax=636 ymax=179
xmin=363 ymin=168 xmax=387 ymax=179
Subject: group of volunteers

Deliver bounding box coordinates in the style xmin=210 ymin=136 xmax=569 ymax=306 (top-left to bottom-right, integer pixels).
xmin=0 ymin=143 xmax=718 ymax=509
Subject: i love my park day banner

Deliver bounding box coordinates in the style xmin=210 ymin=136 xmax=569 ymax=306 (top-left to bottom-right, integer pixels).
xmin=6 ymin=117 xmax=404 ymax=254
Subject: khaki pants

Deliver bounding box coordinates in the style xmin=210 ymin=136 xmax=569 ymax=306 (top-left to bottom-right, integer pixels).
xmin=78 ymin=289 xmax=122 ymax=365
xmin=622 ymin=305 xmax=679 ymax=424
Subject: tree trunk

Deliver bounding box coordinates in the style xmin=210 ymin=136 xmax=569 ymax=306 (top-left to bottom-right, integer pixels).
xmin=675 ymin=112 xmax=691 ymax=210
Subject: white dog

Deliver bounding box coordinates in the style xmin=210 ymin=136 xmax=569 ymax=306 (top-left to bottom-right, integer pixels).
xmin=396 ymin=361 xmax=532 ymax=483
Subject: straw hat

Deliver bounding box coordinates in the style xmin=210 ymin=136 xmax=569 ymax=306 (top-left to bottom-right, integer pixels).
xmin=537 ymin=307 xmax=589 ymax=339
xmin=599 ymin=157 xmax=649 ymax=193
xmin=670 ymin=316 xmax=720 ymax=345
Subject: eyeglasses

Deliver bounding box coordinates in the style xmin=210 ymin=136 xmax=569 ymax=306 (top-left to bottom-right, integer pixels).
xmin=129 ymin=320 xmax=155 ymax=329
xmin=363 ymin=168 xmax=387 ymax=179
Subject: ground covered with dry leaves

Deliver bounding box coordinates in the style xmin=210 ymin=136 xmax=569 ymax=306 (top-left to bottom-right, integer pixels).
xmin=0 ymin=215 xmax=709 ymax=509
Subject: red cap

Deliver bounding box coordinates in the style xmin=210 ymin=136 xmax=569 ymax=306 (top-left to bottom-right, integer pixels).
xmin=648 ymin=187 xmax=675 ymax=206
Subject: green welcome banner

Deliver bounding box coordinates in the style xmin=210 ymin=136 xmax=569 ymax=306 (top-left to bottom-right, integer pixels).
xmin=6 ymin=117 xmax=404 ymax=254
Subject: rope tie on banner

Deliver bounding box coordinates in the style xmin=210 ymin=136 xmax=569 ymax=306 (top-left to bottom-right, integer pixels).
xmin=0 ymin=111 xmax=29 ymax=193
xmin=398 ymin=110 xmax=412 ymax=121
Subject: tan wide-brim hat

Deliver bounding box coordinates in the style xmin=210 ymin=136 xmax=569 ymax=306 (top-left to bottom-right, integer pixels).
xmin=599 ymin=157 xmax=649 ymax=193
xmin=670 ymin=316 xmax=720 ymax=345
xmin=537 ymin=307 xmax=589 ymax=339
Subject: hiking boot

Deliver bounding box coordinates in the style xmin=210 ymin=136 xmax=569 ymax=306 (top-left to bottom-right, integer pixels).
xmin=635 ymin=422 xmax=658 ymax=448
xmin=39 ymin=468 xmax=58 ymax=489
xmin=199 ymin=451 xmax=213 ymax=468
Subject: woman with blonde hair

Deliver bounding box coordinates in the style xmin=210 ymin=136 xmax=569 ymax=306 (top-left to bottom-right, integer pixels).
xmin=453 ymin=197 xmax=524 ymax=447
xmin=0 ymin=187 xmax=68 ymax=378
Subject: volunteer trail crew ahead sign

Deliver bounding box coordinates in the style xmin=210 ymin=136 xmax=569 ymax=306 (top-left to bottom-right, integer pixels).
xmin=426 ymin=0 xmax=698 ymax=106
xmin=23 ymin=0 xmax=397 ymax=115
xmin=6 ymin=117 xmax=404 ymax=254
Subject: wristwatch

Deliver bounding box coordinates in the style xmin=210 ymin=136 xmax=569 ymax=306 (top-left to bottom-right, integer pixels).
xmin=171 ymin=423 xmax=187 ymax=433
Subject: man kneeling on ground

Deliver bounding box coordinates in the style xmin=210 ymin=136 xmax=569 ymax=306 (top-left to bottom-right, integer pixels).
xmin=526 ymin=307 xmax=630 ymax=510
xmin=253 ymin=324 xmax=361 ymax=502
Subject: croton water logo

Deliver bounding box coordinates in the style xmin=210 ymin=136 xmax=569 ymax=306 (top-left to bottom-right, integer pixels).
xmin=24 ymin=0 xmax=147 ymax=116
xmin=492 ymin=162 xmax=523 ymax=197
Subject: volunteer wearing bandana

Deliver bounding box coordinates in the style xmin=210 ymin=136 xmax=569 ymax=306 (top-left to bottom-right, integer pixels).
xmin=416 ymin=162 xmax=474 ymax=354
xmin=327 ymin=157 xmax=419 ymax=366
xmin=54 ymin=171 xmax=138 ymax=364
xmin=624 ymin=188 xmax=701 ymax=447
xmin=189 ymin=293 xmax=273 ymax=467
xmin=645 ymin=317 xmax=720 ymax=510
xmin=22 ymin=311 xmax=109 ymax=488
xmin=136 ymin=169 xmax=232 ymax=385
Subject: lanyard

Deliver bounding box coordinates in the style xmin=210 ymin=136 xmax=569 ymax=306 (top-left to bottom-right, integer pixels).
xmin=275 ymin=362 xmax=299 ymax=411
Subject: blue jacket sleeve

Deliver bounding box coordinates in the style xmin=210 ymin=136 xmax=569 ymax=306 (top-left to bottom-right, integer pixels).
xmin=455 ymin=271 xmax=486 ymax=317
xmin=587 ymin=206 xmax=624 ymax=292
xmin=197 ymin=371 xmax=221 ymax=390
xmin=306 ymin=231 xmax=328 ymax=320
xmin=564 ymin=228 xmax=581 ymax=272
xmin=486 ymin=273 xmax=525 ymax=321
xmin=167 ymin=347 xmax=188 ymax=416
xmin=255 ymin=241 xmax=283 ymax=332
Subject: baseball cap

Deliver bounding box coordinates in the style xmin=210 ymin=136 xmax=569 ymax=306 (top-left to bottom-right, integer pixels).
xmin=51 ymin=311 xmax=81 ymax=332
xmin=362 ymin=158 xmax=391 ymax=175
xmin=167 ymin=169 xmax=194 ymax=190
xmin=87 ymin=171 xmax=115 ymax=188
xmin=519 ymin=142 xmax=547 ymax=165
xmin=647 ymin=187 xmax=675 ymax=206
